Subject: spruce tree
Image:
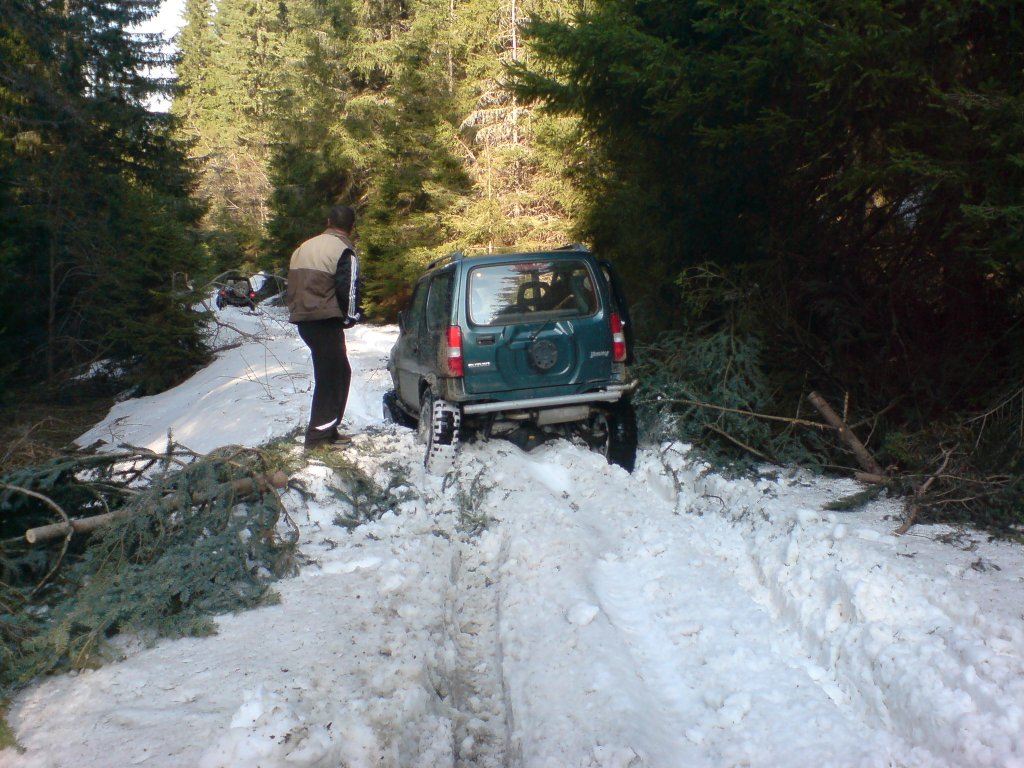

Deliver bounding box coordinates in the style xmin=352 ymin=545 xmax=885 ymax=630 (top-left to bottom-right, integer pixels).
xmin=174 ymin=0 xmax=294 ymax=269
xmin=512 ymin=0 xmax=1024 ymax=510
xmin=452 ymin=0 xmax=582 ymax=251
xmin=0 ymin=0 xmax=208 ymax=395
xmin=264 ymin=0 xmax=474 ymax=312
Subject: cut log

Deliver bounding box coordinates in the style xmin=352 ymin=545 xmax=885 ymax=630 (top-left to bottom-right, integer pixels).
xmin=25 ymin=471 xmax=289 ymax=544
xmin=807 ymin=392 xmax=884 ymax=476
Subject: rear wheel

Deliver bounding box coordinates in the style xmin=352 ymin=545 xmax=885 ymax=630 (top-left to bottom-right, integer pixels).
xmin=417 ymin=389 xmax=461 ymax=474
xmin=383 ymin=390 xmax=417 ymax=429
xmin=589 ymin=400 xmax=637 ymax=472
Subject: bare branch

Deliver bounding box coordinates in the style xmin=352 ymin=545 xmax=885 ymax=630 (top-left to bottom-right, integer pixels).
xmin=650 ymin=395 xmax=834 ymax=430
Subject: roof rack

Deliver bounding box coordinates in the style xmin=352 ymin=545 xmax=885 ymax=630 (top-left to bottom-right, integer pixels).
xmin=425 ymin=250 xmax=465 ymax=270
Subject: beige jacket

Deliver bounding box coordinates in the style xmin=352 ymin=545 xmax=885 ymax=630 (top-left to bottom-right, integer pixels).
xmin=286 ymin=229 xmax=360 ymax=324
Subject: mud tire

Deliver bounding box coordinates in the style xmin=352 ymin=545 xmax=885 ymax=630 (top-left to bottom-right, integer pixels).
xmin=590 ymin=399 xmax=637 ymax=472
xmin=418 ymin=390 xmax=461 ymax=474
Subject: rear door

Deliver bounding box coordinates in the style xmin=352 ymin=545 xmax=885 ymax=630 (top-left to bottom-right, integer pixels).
xmin=461 ymin=258 xmax=613 ymax=396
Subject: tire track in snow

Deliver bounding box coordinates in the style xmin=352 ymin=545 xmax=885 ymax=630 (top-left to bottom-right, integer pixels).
xmin=589 ymin=537 xmax=914 ymax=766
xmin=446 ymin=535 xmax=513 ymax=768
xmin=431 ymin=470 xmax=515 ymax=768
xmin=475 ymin=441 xmax=932 ymax=767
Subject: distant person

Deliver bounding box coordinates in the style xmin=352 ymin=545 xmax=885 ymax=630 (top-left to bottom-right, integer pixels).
xmin=286 ymin=204 xmax=362 ymax=449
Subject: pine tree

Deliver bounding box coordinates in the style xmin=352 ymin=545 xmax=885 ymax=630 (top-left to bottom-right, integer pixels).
xmin=264 ymin=0 xmax=474 ymax=312
xmin=173 ymin=0 xmax=216 ymax=130
xmin=512 ymin=0 xmax=1024 ymax=494
xmin=174 ymin=0 xmax=294 ymax=269
xmin=452 ymin=0 xmax=581 ymax=251
xmin=0 ymin=0 xmax=208 ymax=395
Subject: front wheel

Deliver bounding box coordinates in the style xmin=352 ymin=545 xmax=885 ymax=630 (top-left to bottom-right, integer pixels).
xmin=589 ymin=400 xmax=637 ymax=472
xmin=417 ymin=389 xmax=462 ymax=474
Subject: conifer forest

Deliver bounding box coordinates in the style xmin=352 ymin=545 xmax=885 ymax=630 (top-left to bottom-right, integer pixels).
xmin=1 ymin=0 xmax=1022 ymax=530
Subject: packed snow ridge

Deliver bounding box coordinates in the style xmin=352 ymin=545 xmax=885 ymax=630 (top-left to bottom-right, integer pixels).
xmin=4 ymin=305 xmax=1023 ymax=768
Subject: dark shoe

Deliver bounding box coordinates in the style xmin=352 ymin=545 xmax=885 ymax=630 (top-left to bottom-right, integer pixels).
xmin=303 ymin=434 xmax=352 ymax=451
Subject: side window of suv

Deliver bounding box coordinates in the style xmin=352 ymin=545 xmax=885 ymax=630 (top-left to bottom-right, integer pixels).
xmin=425 ymin=271 xmax=453 ymax=332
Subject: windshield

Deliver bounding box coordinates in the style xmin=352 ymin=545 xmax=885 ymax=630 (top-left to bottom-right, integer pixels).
xmin=467 ymin=260 xmax=598 ymax=326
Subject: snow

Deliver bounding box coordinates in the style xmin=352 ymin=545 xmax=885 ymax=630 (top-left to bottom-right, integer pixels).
xmin=4 ymin=304 xmax=1024 ymax=768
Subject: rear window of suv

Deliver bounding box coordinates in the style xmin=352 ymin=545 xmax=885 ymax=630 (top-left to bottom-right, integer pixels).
xmin=468 ymin=260 xmax=598 ymax=326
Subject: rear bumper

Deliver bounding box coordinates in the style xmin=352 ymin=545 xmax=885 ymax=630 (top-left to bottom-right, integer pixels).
xmin=461 ymin=382 xmax=636 ymax=415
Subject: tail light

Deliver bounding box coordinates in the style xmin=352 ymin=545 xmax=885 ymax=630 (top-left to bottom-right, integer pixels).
xmin=610 ymin=312 xmax=627 ymax=362
xmin=446 ymin=325 xmax=464 ymax=377
xmin=248 ymin=291 xmax=256 ymax=299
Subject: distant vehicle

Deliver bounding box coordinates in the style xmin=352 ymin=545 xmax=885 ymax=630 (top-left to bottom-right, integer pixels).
xmin=216 ymin=276 xmax=258 ymax=310
xmin=252 ymin=272 xmax=287 ymax=306
xmin=384 ymin=244 xmax=638 ymax=473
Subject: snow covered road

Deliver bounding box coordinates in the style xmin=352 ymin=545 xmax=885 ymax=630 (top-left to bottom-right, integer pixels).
xmin=4 ymin=307 xmax=1023 ymax=768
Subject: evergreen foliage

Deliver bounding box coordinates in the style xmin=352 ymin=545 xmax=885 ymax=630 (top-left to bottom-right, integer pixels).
xmin=638 ymin=330 xmax=775 ymax=466
xmin=450 ymin=0 xmax=583 ymax=252
xmin=512 ymin=0 xmax=1024 ymax=346
xmin=172 ymin=0 xmax=581 ymax=314
xmin=513 ymin=0 xmax=1024 ymax=529
xmin=824 ymin=485 xmax=886 ymax=513
xmin=0 ymin=445 xmax=297 ymax=697
xmin=263 ymin=0 xmax=473 ymax=313
xmin=173 ymin=0 xmax=293 ymax=268
xmin=633 ymin=264 xmax=833 ymax=471
xmin=0 ymin=0 xmax=209 ymax=395
xmin=302 ymin=454 xmax=418 ymax=530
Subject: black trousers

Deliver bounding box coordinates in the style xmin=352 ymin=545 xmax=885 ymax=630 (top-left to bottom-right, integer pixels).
xmin=296 ymin=318 xmax=351 ymax=445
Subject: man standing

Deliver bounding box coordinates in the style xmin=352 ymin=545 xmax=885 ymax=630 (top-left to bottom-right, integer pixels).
xmin=287 ymin=205 xmax=362 ymax=449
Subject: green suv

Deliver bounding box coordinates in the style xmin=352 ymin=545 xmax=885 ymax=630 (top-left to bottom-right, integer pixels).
xmin=384 ymin=245 xmax=638 ymax=473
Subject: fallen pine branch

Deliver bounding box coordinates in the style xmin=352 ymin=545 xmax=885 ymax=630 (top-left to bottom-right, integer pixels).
xmin=824 ymin=483 xmax=886 ymax=512
xmin=22 ymin=470 xmax=289 ymax=544
xmin=0 ymin=481 xmax=76 ymax=594
xmin=2 ymin=446 xmax=299 ymax=692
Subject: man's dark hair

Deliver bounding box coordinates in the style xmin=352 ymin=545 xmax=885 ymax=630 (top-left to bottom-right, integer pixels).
xmin=327 ymin=204 xmax=356 ymax=233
